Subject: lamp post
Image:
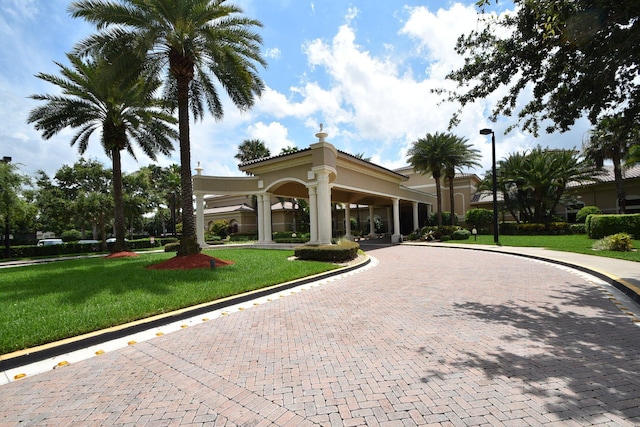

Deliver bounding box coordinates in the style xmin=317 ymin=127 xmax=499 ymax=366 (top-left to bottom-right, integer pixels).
xmin=2 ymin=156 xmax=12 ymax=258
xmin=479 ymin=129 xmax=499 ymax=244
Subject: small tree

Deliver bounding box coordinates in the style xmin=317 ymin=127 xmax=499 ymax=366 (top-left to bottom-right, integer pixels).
xmin=465 ymin=208 xmax=493 ymax=231
xmin=576 ymin=206 xmax=601 ymax=224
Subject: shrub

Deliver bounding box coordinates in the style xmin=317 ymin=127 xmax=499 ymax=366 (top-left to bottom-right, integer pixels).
xmin=451 ymin=229 xmax=471 ymax=240
xmin=499 ymin=222 xmax=570 ymax=235
xmin=569 ymin=223 xmax=586 ymax=234
xmin=587 ymin=214 xmax=640 ymax=239
xmin=206 ymin=220 xmax=229 ymax=240
xmin=429 ymin=211 xmax=458 ymax=226
xmin=465 ymin=208 xmax=493 ymax=228
xmin=576 ymin=206 xmax=601 ymax=223
xmin=61 ymin=229 xmax=82 ymax=242
xmin=164 ymin=242 xmax=180 ymax=252
xmin=592 ymin=233 xmax=635 ymax=252
xmin=440 ymin=235 xmax=451 ymax=242
xmin=294 ymin=240 xmax=359 ymax=262
xmin=229 ymin=232 xmax=257 ymax=242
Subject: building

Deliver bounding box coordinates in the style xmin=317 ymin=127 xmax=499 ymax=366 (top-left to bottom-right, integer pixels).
xmin=470 ymin=164 xmax=640 ymax=222
xmin=193 ymin=129 xmax=436 ymax=246
xmin=195 ymin=130 xmax=640 ymax=243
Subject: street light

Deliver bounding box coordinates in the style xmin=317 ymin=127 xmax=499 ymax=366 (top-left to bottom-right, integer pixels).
xmin=479 ymin=129 xmax=499 ymax=244
xmin=2 ymin=156 xmax=12 ymax=258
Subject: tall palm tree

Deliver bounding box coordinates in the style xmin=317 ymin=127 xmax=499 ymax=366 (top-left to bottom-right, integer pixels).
xmin=444 ymin=137 xmax=481 ymax=225
xmin=235 ymin=139 xmax=271 ymax=169
xmin=70 ymin=0 xmax=267 ymax=255
xmin=407 ymin=132 xmax=460 ymax=226
xmin=28 ymin=52 xmax=177 ymax=253
xmin=583 ymin=115 xmax=637 ymax=213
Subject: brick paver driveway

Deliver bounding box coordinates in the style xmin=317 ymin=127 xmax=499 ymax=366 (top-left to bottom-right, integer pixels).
xmin=1 ymin=245 xmax=639 ymax=426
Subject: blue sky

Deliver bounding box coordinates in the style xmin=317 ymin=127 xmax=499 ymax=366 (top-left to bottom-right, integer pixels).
xmin=0 ymin=0 xmax=592 ymax=179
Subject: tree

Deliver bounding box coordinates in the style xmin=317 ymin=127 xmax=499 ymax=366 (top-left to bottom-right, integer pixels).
xmin=583 ymin=115 xmax=639 ymax=213
xmin=0 ymin=160 xmax=31 ymax=257
xmin=234 ymin=138 xmax=270 ymax=233
xmin=444 ymin=137 xmax=481 ymax=225
xmin=407 ymin=132 xmax=462 ymax=226
xmin=442 ymin=0 xmax=640 ymax=135
xmin=235 ymin=139 xmax=271 ymax=168
xmin=70 ymin=0 xmax=267 ymax=256
xmin=28 ymin=52 xmax=176 ymax=252
xmin=479 ymin=146 xmax=595 ymax=223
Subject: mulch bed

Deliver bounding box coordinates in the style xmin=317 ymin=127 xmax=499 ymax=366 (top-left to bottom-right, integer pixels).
xmin=105 ymin=252 xmax=139 ymax=259
xmin=146 ymin=253 xmax=234 ymax=270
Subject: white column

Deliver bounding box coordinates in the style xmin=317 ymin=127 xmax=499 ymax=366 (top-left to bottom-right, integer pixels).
xmin=368 ymin=205 xmax=376 ymax=237
xmin=392 ymin=198 xmax=401 ymax=243
xmin=412 ymin=202 xmax=419 ymax=232
xmin=256 ymin=194 xmax=264 ymax=242
xmin=316 ymin=170 xmax=332 ymax=245
xmin=386 ymin=207 xmax=392 ymax=235
xmin=344 ymin=203 xmax=352 ymax=240
xmin=262 ymin=193 xmax=273 ymax=243
xmin=196 ymin=193 xmax=205 ymax=247
xmin=308 ymin=186 xmax=318 ymax=244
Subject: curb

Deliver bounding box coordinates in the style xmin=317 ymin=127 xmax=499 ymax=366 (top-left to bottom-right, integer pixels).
xmin=0 ymin=256 xmax=371 ymax=376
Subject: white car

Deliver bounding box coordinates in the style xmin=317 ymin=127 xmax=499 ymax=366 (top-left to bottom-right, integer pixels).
xmin=37 ymin=238 xmax=63 ymax=246
xmin=106 ymin=238 xmax=128 ymax=243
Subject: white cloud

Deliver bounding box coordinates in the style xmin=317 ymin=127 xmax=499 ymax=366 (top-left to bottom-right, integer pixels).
xmin=264 ymin=47 xmax=281 ymax=59
xmin=247 ymin=121 xmax=296 ymax=154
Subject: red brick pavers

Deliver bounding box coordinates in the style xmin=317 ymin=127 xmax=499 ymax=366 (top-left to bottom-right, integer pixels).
xmin=2 ymin=245 xmax=639 ymax=426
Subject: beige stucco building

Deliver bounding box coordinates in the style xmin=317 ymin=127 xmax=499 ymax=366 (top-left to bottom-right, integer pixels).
xmin=193 ymin=129 xmax=437 ymax=246
xmin=193 ymin=129 xmax=640 ymax=243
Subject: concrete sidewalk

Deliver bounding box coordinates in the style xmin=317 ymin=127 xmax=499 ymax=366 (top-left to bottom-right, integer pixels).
xmin=1 ymin=244 xmax=639 ymax=426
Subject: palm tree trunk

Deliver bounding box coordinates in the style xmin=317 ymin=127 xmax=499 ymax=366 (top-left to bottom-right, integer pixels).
xmin=112 ymin=147 xmax=128 ymax=253
xmin=613 ymin=154 xmax=626 ymax=213
xmin=175 ymin=74 xmax=200 ymax=256
xmin=435 ymin=177 xmax=443 ymax=227
xmin=448 ymin=176 xmax=455 ymax=225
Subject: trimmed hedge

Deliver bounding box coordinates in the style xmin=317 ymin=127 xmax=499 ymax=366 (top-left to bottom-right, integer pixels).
xmin=294 ymin=240 xmax=359 ymax=262
xmin=587 ymin=214 xmax=640 ymax=239
xmin=499 ymin=222 xmax=571 ymax=235
xmin=1 ymin=238 xmax=166 ymax=259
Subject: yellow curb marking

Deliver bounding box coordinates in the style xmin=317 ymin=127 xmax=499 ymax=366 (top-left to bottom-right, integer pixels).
xmin=155 ymin=332 xmax=164 ymax=336
xmin=180 ymin=324 xmax=188 ymax=329
xmin=14 ymin=373 xmax=26 ymax=380
xmin=127 ymin=340 xmax=136 ymax=345
xmin=95 ymin=349 xmax=105 ymax=355
xmin=56 ymin=361 xmax=69 ymax=368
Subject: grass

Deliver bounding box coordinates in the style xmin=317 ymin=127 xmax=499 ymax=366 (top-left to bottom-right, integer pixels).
xmin=0 ymin=248 xmax=339 ymax=355
xmin=449 ymin=234 xmax=640 ymax=262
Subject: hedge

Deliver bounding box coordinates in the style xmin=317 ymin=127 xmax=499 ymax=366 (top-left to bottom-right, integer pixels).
xmin=499 ymin=222 xmax=572 ymax=235
xmin=1 ymin=238 xmax=167 ymax=259
xmin=587 ymin=214 xmax=640 ymax=239
xmin=294 ymin=240 xmax=359 ymax=262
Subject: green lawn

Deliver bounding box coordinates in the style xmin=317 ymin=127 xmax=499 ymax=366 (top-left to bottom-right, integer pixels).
xmin=0 ymin=249 xmax=339 ymax=355
xmin=448 ymin=234 xmax=640 ymax=262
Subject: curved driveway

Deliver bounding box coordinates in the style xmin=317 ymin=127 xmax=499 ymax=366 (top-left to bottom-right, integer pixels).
xmin=1 ymin=245 xmax=640 ymax=426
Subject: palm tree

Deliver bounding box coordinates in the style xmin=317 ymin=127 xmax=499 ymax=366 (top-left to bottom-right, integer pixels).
xmin=235 ymin=139 xmax=271 ymax=169
xmin=481 ymin=147 xmax=595 ymax=223
xmin=583 ymin=115 xmax=637 ymax=213
xmin=70 ymin=0 xmax=267 ymax=255
xmin=28 ymin=52 xmax=177 ymax=253
xmin=444 ymin=137 xmax=481 ymax=225
xmin=407 ymin=132 xmax=460 ymax=226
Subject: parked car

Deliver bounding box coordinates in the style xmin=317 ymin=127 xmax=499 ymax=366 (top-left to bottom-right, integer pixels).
xmin=106 ymin=238 xmax=128 ymax=243
xmin=37 ymin=238 xmax=64 ymax=246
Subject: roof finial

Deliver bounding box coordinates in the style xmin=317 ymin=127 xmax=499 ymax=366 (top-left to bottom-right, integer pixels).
xmin=315 ymin=123 xmax=328 ymax=142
